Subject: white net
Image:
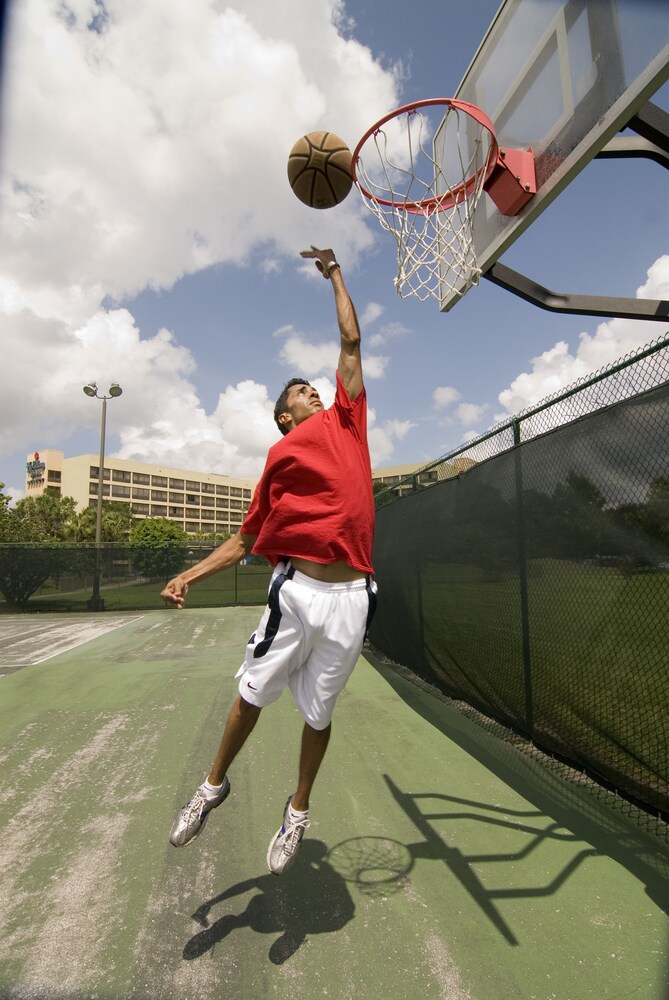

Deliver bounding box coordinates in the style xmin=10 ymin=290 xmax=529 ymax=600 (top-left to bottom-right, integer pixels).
xmin=353 ymin=103 xmax=496 ymax=303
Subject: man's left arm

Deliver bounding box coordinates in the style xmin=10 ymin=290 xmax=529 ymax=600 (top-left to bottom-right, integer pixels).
xmin=300 ymin=246 xmax=362 ymax=400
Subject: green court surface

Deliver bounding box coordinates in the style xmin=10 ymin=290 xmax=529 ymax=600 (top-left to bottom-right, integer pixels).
xmin=0 ymin=608 xmax=668 ymax=1000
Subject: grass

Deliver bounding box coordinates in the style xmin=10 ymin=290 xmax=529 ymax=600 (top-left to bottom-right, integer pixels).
xmin=374 ymin=558 xmax=669 ymax=813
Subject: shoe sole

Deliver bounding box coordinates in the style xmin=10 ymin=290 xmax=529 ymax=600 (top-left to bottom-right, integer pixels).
xmin=169 ymin=781 xmax=231 ymax=848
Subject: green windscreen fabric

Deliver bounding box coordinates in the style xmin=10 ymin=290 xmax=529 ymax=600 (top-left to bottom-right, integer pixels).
xmin=370 ymin=383 xmax=669 ymax=817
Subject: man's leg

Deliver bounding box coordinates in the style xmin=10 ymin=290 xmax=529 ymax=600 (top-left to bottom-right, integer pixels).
xmin=267 ymin=721 xmax=330 ymax=874
xmin=169 ymin=695 xmax=260 ymax=847
xmin=208 ymin=694 xmax=262 ymax=785
xmin=291 ymin=721 xmax=331 ymax=811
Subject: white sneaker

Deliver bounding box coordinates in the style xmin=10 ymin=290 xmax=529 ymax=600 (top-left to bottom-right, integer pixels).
xmin=267 ymin=797 xmax=310 ymax=875
xmin=169 ymin=777 xmax=230 ymax=847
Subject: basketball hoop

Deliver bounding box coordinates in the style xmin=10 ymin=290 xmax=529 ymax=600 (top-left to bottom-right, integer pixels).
xmin=351 ymin=99 xmax=536 ymax=303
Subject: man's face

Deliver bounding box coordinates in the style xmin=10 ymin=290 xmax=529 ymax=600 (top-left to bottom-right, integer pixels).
xmin=280 ymin=382 xmax=324 ymax=431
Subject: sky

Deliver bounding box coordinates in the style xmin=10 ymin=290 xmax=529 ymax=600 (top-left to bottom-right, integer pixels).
xmin=1 ymin=0 xmax=668 ymax=502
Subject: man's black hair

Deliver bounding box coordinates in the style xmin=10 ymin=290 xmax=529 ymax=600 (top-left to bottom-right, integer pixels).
xmin=274 ymin=378 xmax=311 ymax=436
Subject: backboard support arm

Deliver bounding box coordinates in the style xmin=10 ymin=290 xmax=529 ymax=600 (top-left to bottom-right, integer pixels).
xmin=483 ymin=263 xmax=669 ymax=321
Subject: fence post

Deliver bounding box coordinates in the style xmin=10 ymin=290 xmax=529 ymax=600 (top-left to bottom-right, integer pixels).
xmin=513 ymin=419 xmax=534 ymax=737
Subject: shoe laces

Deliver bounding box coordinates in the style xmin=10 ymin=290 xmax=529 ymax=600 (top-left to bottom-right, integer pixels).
xmin=183 ymin=789 xmax=209 ymax=823
xmin=281 ymin=814 xmax=310 ymax=856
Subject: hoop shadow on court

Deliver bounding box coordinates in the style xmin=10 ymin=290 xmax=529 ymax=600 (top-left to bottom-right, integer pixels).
xmin=383 ymin=772 xmax=602 ymax=947
xmin=182 ymin=839 xmax=355 ymax=965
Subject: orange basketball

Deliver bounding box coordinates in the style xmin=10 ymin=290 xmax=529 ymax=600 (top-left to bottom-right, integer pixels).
xmin=287 ymin=131 xmax=353 ymax=209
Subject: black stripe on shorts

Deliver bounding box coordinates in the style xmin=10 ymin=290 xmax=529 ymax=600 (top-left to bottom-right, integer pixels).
xmin=252 ymin=564 xmax=296 ymax=659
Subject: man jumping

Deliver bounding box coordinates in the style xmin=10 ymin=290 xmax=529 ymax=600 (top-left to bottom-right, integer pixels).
xmin=161 ymin=246 xmax=376 ymax=875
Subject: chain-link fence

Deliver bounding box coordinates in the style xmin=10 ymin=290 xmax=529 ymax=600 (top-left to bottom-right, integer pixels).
xmin=370 ymin=335 xmax=669 ymax=821
xmin=0 ymin=543 xmax=273 ymax=612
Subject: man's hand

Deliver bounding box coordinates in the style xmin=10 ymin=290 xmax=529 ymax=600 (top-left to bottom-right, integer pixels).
xmin=161 ymin=575 xmax=189 ymax=609
xmin=300 ymin=245 xmax=338 ymax=278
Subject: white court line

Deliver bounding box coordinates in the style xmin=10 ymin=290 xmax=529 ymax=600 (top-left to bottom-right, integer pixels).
xmin=33 ymin=615 xmax=143 ymax=663
xmin=0 ymin=615 xmax=143 ymax=669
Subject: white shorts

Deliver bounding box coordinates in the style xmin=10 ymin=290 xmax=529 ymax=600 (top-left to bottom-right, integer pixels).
xmin=236 ymin=561 xmax=378 ymax=730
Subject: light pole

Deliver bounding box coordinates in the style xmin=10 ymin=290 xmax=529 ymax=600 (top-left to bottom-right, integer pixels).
xmin=83 ymin=381 xmax=123 ymax=611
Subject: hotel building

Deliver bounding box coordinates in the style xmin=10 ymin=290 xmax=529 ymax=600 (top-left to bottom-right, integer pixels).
xmin=25 ymin=450 xmax=256 ymax=536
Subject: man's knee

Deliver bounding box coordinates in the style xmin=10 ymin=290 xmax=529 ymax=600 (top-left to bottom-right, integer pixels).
xmin=237 ymin=694 xmax=262 ymax=719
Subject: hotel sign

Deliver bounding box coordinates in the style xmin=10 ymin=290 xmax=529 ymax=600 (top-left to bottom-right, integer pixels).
xmin=26 ymin=451 xmax=46 ymax=481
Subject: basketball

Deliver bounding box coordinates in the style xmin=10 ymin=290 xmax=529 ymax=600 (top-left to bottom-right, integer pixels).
xmin=287 ymin=131 xmax=353 ymax=209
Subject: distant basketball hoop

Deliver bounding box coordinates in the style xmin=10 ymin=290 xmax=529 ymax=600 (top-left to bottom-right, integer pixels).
xmin=351 ymin=98 xmax=536 ymax=303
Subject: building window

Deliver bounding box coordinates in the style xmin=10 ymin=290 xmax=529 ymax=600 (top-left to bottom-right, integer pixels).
xmin=112 ymin=485 xmax=131 ymax=498
xmin=132 ymin=488 xmax=150 ymax=500
xmin=169 ymin=506 xmax=184 ymax=518
xmin=45 ymin=485 xmax=61 ymax=495
xmin=230 ymin=500 xmax=243 ymax=510
xmin=186 ymin=494 xmax=198 ymax=505
xmin=152 ymin=476 xmax=168 ymax=487
xmin=151 ymin=490 xmax=167 ymax=501
xmin=185 ymin=521 xmax=200 ymax=533
xmin=186 ymin=480 xmax=199 ymax=491
xmin=48 ymin=470 xmax=62 ymax=482
xmin=169 ymin=478 xmax=184 ymax=489
xmin=216 ymin=485 xmax=229 ymax=496
xmin=132 ymin=503 xmax=150 ymax=515
xmin=90 ymin=483 xmax=110 ymax=497
xmin=169 ymin=492 xmax=184 ymax=503
xmin=151 ymin=505 xmax=167 ymax=517
xmin=112 ymin=469 xmax=131 ymax=483
xmin=201 ymin=495 xmax=215 ymax=507
xmin=89 ymin=467 xmax=111 ymax=480
xmin=201 ymin=483 xmax=215 ymax=494
xmin=243 ymin=489 xmax=252 ymax=499
xmin=201 ymin=508 xmax=215 ymax=521
xmin=216 ymin=498 xmax=228 ymax=509
xmin=230 ymin=487 xmax=242 ymax=497
xmin=133 ymin=472 xmax=150 ymax=485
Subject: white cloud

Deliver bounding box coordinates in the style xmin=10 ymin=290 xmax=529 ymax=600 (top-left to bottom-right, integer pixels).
xmin=433 ymin=385 xmax=461 ymax=409
xmin=2 ymin=0 xmax=399 ymax=310
xmin=368 ymin=320 xmax=410 ymax=349
xmin=497 ymin=256 xmax=669 ymax=418
xmin=361 ymin=301 xmax=384 ymax=326
xmin=368 ymin=408 xmax=415 ymax=466
xmin=278 ymin=329 xmax=389 ymax=379
xmin=0 ymin=0 xmax=410 ymax=476
xmin=456 ymin=402 xmax=488 ymax=426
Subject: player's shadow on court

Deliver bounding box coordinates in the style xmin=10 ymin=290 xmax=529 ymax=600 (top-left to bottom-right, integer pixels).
xmin=182 ymin=839 xmax=354 ymax=965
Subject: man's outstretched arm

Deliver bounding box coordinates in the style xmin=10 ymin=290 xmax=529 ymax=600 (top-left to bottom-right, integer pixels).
xmin=161 ymin=530 xmax=256 ymax=608
xmin=300 ymin=246 xmax=362 ymax=401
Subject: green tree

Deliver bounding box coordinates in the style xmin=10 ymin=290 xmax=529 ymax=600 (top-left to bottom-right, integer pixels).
xmin=0 ymin=483 xmax=12 ymax=542
xmin=75 ymin=501 xmax=134 ymax=542
xmin=129 ymin=518 xmax=189 ymax=581
xmin=9 ymin=492 xmax=78 ymax=542
xmin=0 ymin=491 xmax=83 ymax=607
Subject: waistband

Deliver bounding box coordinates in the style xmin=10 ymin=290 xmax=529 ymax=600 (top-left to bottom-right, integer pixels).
xmin=275 ymin=560 xmax=369 ymax=592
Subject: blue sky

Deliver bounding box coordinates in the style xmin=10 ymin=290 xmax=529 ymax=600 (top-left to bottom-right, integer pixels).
xmin=1 ymin=0 xmax=668 ymax=499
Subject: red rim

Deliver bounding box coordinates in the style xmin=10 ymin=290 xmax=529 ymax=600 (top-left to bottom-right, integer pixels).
xmin=351 ymin=98 xmax=499 ymax=213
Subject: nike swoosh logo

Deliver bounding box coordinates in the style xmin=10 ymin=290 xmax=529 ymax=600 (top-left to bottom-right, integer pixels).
xmin=247 ymin=682 xmax=258 ymax=691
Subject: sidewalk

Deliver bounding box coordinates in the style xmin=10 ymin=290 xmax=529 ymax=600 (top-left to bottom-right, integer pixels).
xmin=0 ymin=607 xmax=667 ymax=999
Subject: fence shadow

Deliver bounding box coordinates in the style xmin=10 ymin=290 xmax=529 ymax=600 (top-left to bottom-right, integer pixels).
xmin=364 ymin=649 xmax=669 ymax=923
